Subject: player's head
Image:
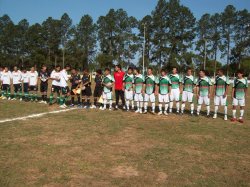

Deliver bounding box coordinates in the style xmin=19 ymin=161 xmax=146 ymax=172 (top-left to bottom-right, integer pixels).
xmin=30 ymin=66 xmax=35 ymax=72
xmin=4 ymin=66 xmax=8 ymax=71
xmin=172 ymin=67 xmax=178 ymax=74
xmin=199 ymin=69 xmax=206 ymax=77
xmin=83 ymin=68 xmax=89 ymax=75
xmin=13 ymin=66 xmax=18 ymax=71
xmin=127 ymin=67 xmax=133 ymax=74
xmin=237 ymin=69 xmax=244 ymax=79
xmin=41 ymin=65 xmax=47 ymax=71
xmin=217 ymin=69 xmax=224 ymax=76
xmin=115 ymin=64 xmax=121 ymax=72
xmin=104 ymin=68 xmax=110 ymax=75
xmin=187 ymin=68 xmax=192 ymax=76
xmin=161 ymin=69 xmax=167 ymax=76
xmin=55 ymin=65 xmax=61 ymax=72
xmin=96 ymin=69 xmax=102 ymax=76
xmin=65 ymin=64 xmax=71 ymax=71
xmin=147 ymin=67 xmax=153 ymax=75
xmin=22 ymin=67 xmax=27 ymax=73
xmin=71 ymin=68 xmax=76 ymax=75
xmin=134 ymin=67 xmax=140 ymax=75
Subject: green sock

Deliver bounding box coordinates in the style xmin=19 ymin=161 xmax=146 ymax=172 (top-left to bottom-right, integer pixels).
xmin=25 ymin=92 xmax=28 ymax=99
xmin=14 ymin=92 xmax=17 ymax=99
xmin=63 ymin=96 xmax=68 ymax=105
xmin=1 ymin=90 xmax=4 ymax=96
xmin=34 ymin=94 xmax=37 ymax=101
xmin=7 ymin=90 xmax=11 ymax=98
xmin=57 ymin=97 xmax=60 ymax=104
xmin=49 ymin=93 xmax=54 ymax=104
xmin=59 ymin=97 xmax=64 ymax=105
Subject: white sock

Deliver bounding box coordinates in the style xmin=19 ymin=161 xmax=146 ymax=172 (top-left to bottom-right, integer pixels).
xmin=137 ymin=101 xmax=140 ymax=110
xmin=159 ymin=103 xmax=162 ymax=111
xmin=232 ymin=109 xmax=236 ymax=118
xmin=240 ymin=109 xmax=244 ymax=119
xmin=144 ymin=102 xmax=148 ymax=111
xmin=140 ymin=102 xmax=143 ymax=111
xmin=224 ymin=106 xmax=228 ymax=116
xmin=197 ymin=105 xmax=201 ymax=114
xmin=190 ymin=103 xmax=194 ymax=114
xmin=206 ymin=105 xmax=210 ymax=115
xmin=181 ymin=103 xmax=185 ymax=112
xmin=152 ymin=102 xmax=155 ymax=111
xmin=176 ymin=102 xmax=180 ymax=112
xmin=165 ymin=103 xmax=169 ymax=112
xmin=109 ymin=100 xmax=112 ymax=108
xmin=126 ymin=100 xmax=129 ymax=109
xmin=131 ymin=100 xmax=134 ymax=108
xmin=169 ymin=101 xmax=173 ymax=112
xmin=214 ymin=106 xmax=219 ymax=115
xmin=103 ymin=100 xmax=107 ymax=108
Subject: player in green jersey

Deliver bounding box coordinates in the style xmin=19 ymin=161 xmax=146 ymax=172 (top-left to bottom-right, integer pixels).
xmin=123 ymin=67 xmax=134 ymax=111
xmin=213 ymin=69 xmax=230 ymax=120
xmin=196 ymin=70 xmax=213 ymax=116
xmin=169 ymin=67 xmax=182 ymax=113
xmin=181 ymin=68 xmax=195 ymax=115
xmin=156 ymin=69 xmax=172 ymax=115
xmin=133 ymin=67 xmax=144 ymax=114
xmin=231 ymin=70 xmax=248 ymax=123
xmin=101 ymin=68 xmax=115 ymax=111
xmin=144 ymin=67 xmax=157 ymax=114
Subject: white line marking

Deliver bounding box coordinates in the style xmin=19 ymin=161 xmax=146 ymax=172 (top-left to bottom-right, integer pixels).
xmin=0 ymin=108 xmax=77 ymax=124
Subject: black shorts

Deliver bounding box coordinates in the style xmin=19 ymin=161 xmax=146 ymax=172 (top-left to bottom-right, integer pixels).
xmin=51 ymin=85 xmax=61 ymax=94
xmin=23 ymin=83 xmax=29 ymax=93
xmin=40 ymin=83 xmax=48 ymax=92
xmin=82 ymin=87 xmax=92 ymax=96
xmin=29 ymin=86 xmax=37 ymax=91
xmin=94 ymin=87 xmax=102 ymax=97
xmin=2 ymin=84 xmax=10 ymax=91
xmin=14 ymin=84 xmax=22 ymax=92
xmin=61 ymin=86 xmax=70 ymax=95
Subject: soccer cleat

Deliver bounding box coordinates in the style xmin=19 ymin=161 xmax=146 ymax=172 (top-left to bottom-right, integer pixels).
xmin=2 ymin=96 xmax=6 ymax=100
xmin=123 ymin=106 xmax=126 ymax=110
xmin=213 ymin=114 xmax=217 ymax=119
xmin=115 ymin=105 xmax=118 ymax=109
xmin=139 ymin=109 xmax=143 ymax=114
xmin=59 ymin=105 xmax=66 ymax=109
xmin=224 ymin=115 xmax=228 ymax=121
xmin=109 ymin=107 xmax=112 ymax=111
xmin=101 ymin=107 xmax=106 ymax=111
xmin=35 ymin=99 xmax=38 ymax=102
xmin=135 ymin=109 xmax=140 ymax=113
xmin=238 ymin=119 xmax=244 ymax=123
xmin=11 ymin=98 xmax=16 ymax=101
xmin=158 ymin=111 xmax=163 ymax=115
xmin=39 ymin=101 xmax=44 ymax=104
xmin=164 ymin=111 xmax=168 ymax=116
xmin=197 ymin=112 xmax=200 ymax=116
xmin=143 ymin=110 xmax=147 ymax=114
xmin=70 ymin=104 xmax=75 ymax=107
xmin=231 ymin=118 xmax=237 ymax=122
xmin=8 ymin=97 xmax=11 ymax=100
xmin=20 ymin=98 xmax=22 ymax=101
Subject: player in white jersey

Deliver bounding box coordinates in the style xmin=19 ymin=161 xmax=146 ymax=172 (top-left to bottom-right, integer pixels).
xmin=11 ymin=66 xmax=22 ymax=100
xmin=169 ymin=67 xmax=182 ymax=113
xmin=59 ymin=64 xmax=71 ymax=108
xmin=123 ymin=67 xmax=134 ymax=111
xmin=28 ymin=66 xmax=38 ymax=102
xmin=21 ymin=67 xmax=30 ymax=101
xmin=0 ymin=67 xmax=12 ymax=100
xmin=133 ymin=68 xmax=144 ymax=114
xmin=181 ymin=68 xmax=195 ymax=115
xmin=49 ymin=65 xmax=61 ymax=105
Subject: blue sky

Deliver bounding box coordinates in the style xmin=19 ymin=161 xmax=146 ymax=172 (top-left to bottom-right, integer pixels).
xmin=0 ymin=0 xmax=249 ymax=24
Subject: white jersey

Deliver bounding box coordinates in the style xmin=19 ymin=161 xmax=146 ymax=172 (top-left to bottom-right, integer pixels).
xmin=12 ymin=70 xmax=22 ymax=84
xmin=50 ymin=70 xmax=61 ymax=86
xmin=60 ymin=69 xmax=69 ymax=87
xmin=21 ymin=72 xmax=29 ymax=83
xmin=1 ymin=71 xmax=12 ymax=85
xmin=0 ymin=70 xmax=2 ymax=80
xmin=29 ymin=71 xmax=38 ymax=86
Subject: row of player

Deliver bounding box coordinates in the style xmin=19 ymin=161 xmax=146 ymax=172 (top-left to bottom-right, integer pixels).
xmin=0 ymin=65 xmax=248 ymax=123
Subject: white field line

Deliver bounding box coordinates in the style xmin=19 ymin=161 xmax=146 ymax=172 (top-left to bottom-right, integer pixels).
xmin=0 ymin=108 xmax=77 ymax=124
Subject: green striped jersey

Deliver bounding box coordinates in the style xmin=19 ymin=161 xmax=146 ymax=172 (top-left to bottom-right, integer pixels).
xmin=233 ymin=78 xmax=248 ymax=99
xmin=123 ymin=73 xmax=134 ymax=90
xmin=133 ymin=74 xmax=144 ymax=94
xmin=169 ymin=74 xmax=181 ymax=89
xmin=157 ymin=76 xmax=171 ymax=95
xmin=102 ymin=74 xmax=114 ymax=93
xmin=144 ymin=75 xmax=157 ymax=94
xmin=215 ymin=75 xmax=230 ymax=96
xmin=182 ymin=75 xmax=195 ymax=93
xmin=196 ymin=76 xmax=213 ymax=96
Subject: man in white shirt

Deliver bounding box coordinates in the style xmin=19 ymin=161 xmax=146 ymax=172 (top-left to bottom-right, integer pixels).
xmin=59 ymin=64 xmax=71 ymax=108
xmin=12 ymin=66 xmax=22 ymax=100
xmin=49 ymin=65 xmax=61 ymax=105
xmin=0 ymin=67 xmax=12 ymax=100
xmin=29 ymin=66 xmax=38 ymax=102
xmin=21 ymin=67 xmax=30 ymax=101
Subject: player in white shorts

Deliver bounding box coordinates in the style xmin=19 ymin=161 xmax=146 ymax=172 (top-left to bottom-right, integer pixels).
xmin=133 ymin=68 xmax=144 ymax=114
xmin=11 ymin=66 xmax=22 ymax=101
xmin=169 ymin=67 xmax=182 ymax=113
xmin=231 ymin=70 xmax=248 ymax=123
xmin=196 ymin=70 xmax=213 ymax=116
xmin=156 ymin=69 xmax=172 ymax=115
xmin=123 ymin=67 xmax=134 ymax=111
xmin=28 ymin=66 xmax=39 ymax=102
xmin=213 ymin=69 xmax=230 ymax=120
xmin=0 ymin=67 xmax=12 ymax=100
xmin=181 ymin=68 xmax=195 ymax=115
xmin=101 ymin=68 xmax=115 ymax=110
xmin=144 ymin=67 xmax=157 ymax=114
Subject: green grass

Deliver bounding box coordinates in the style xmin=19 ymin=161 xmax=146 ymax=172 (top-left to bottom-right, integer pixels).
xmin=0 ymin=93 xmax=249 ymax=186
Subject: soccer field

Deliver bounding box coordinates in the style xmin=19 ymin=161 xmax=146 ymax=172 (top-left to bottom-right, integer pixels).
xmin=0 ymin=94 xmax=249 ymax=186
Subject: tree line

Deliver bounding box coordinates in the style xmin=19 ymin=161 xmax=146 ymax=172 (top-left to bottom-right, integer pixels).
xmin=0 ymin=0 xmax=249 ymax=76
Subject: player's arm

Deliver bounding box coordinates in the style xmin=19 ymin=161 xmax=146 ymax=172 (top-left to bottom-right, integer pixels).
xmin=208 ymin=85 xmax=212 ymax=98
xmin=196 ymin=85 xmax=200 ymax=99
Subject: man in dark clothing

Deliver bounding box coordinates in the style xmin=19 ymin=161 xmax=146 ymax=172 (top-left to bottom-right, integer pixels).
xmin=70 ymin=68 xmax=81 ymax=107
xmin=39 ymin=65 xmax=50 ymax=104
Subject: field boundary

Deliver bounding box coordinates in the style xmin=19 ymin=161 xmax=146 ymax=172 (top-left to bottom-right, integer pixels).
xmin=0 ymin=108 xmax=77 ymax=124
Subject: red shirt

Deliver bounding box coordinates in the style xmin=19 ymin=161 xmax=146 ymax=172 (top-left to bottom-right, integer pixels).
xmin=114 ymin=71 xmax=125 ymax=90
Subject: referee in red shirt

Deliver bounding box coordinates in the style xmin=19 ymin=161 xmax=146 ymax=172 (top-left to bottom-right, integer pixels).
xmin=114 ymin=64 xmax=125 ymax=109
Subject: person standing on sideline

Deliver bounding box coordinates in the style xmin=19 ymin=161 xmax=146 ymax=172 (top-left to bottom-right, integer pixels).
xmin=114 ymin=64 xmax=125 ymax=110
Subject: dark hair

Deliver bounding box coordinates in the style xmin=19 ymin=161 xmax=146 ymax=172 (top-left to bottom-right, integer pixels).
xmin=161 ymin=68 xmax=167 ymax=73
xmin=115 ymin=64 xmax=121 ymax=70
xmin=237 ymin=69 xmax=244 ymax=75
xmin=187 ymin=68 xmax=192 ymax=71
xmin=83 ymin=68 xmax=89 ymax=72
xmin=172 ymin=66 xmax=178 ymax=71
xmin=65 ymin=64 xmax=71 ymax=68
xmin=56 ymin=65 xmax=61 ymax=69
xmin=41 ymin=64 xmax=47 ymax=68
xmin=96 ymin=69 xmax=102 ymax=75
xmin=200 ymin=69 xmax=206 ymax=74
xmin=134 ymin=67 xmax=140 ymax=73
xmin=128 ymin=67 xmax=133 ymax=71
xmin=218 ymin=69 xmax=224 ymax=73
xmin=148 ymin=67 xmax=153 ymax=71
xmin=105 ymin=68 xmax=110 ymax=72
